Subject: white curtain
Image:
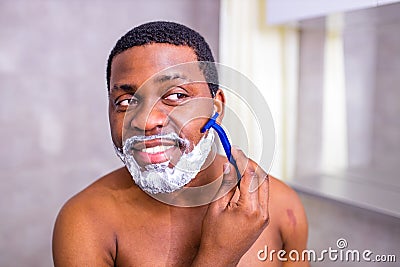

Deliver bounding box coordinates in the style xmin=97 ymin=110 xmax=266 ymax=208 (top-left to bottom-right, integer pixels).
xmin=219 ymin=0 xmax=299 ymax=180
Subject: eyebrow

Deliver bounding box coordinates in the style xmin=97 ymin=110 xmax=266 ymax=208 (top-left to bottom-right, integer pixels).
xmin=110 ymin=73 xmax=190 ymax=95
xmin=154 ymin=73 xmax=189 ymax=84
xmin=111 ymin=83 xmax=138 ymax=94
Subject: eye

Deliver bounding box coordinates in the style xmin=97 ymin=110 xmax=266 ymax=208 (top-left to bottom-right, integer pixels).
xmin=115 ymin=95 xmax=138 ymax=107
xmin=164 ymin=92 xmax=188 ymax=101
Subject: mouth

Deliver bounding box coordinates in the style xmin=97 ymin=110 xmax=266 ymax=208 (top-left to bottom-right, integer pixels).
xmin=140 ymin=144 xmax=175 ymax=154
xmin=133 ymin=138 xmax=178 ymax=152
xmin=125 ymin=134 xmax=188 ymax=166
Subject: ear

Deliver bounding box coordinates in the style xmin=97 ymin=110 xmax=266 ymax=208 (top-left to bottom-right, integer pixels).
xmin=213 ymin=89 xmax=225 ymax=124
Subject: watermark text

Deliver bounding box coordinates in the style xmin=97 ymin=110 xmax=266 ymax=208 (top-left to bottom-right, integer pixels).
xmin=257 ymin=238 xmax=397 ymax=263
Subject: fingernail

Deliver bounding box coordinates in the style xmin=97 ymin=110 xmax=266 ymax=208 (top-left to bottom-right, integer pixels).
xmin=223 ymin=163 xmax=231 ymax=174
xmin=233 ymin=145 xmax=241 ymax=150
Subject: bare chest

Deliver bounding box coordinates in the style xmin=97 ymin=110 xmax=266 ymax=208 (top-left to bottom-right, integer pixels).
xmin=113 ymin=218 xmax=283 ymax=267
xmin=114 ymin=213 xmax=203 ymax=266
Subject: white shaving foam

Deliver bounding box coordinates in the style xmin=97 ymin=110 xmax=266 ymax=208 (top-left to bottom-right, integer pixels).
xmin=114 ymin=131 xmax=214 ymax=194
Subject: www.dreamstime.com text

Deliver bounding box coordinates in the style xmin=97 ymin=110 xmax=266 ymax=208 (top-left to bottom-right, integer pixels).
xmin=257 ymin=238 xmax=397 ymax=263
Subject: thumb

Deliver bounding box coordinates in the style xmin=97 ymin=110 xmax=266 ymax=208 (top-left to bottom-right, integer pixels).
xmin=210 ymin=163 xmax=238 ymax=211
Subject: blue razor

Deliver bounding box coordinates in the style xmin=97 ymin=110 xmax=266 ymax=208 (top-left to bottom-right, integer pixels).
xmin=201 ymin=112 xmax=242 ymax=186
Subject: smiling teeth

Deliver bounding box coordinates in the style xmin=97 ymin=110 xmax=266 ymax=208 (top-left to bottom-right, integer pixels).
xmin=141 ymin=145 xmax=174 ymax=154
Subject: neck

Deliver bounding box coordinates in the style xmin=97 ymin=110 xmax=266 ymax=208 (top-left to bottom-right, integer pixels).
xmin=143 ymin=154 xmax=226 ymax=207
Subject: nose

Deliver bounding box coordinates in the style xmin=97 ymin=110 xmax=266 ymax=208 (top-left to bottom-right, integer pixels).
xmin=126 ymin=100 xmax=168 ymax=135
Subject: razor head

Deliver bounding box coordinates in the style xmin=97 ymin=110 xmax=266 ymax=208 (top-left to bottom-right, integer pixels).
xmin=200 ymin=112 xmax=232 ymax=160
xmin=200 ymin=112 xmax=219 ymax=133
xmin=200 ymin=112 xmax=242 ymax=186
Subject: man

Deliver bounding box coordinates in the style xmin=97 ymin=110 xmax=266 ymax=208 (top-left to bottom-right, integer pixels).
xmin=53 ymin=21 xmax=308 ymax=266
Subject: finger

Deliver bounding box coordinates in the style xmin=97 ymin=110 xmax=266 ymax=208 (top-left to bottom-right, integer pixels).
xmin=240 ymin=170 xmax=260 ymax=212
xmin=231 ymin=146 xmax=250 ymax=178
xmin=249 ymin=165 xmax=268 ymax=193
xmin=258 ymin=174 xmax=270 ymax=219
xmin=231 ymin=147 xmax=258 ymax=204
xmin=210 ymin=163 xmax=238 ymax=211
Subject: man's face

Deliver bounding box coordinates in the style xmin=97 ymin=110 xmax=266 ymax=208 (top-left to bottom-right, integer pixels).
xmin=109 ymin=43 xmax=223 ymax=168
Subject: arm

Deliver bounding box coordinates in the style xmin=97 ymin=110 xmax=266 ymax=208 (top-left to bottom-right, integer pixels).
xmin=52 ymin=196 xmax=116 ymax=267
xmin=275 ymin=179 xmax=309 ymax=267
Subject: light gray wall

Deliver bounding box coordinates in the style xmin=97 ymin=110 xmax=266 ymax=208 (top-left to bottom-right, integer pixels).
xmin=0 ymin=1 xmax=220 ymax=266
xmin=293 ymin=3 xmax=400 ymax=266
xmin=293 ymin=3 xmax=400 ymax=216
xmin=300 ymin=192 xmax=400 ymax=267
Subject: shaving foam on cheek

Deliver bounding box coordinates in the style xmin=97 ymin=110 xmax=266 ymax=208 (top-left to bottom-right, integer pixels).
xmin=114 ymin=130 xmax=215 ymax=194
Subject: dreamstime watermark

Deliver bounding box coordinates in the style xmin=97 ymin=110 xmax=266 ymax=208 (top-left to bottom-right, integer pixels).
xmin=257 ymin=238 xmax=397 ymax=263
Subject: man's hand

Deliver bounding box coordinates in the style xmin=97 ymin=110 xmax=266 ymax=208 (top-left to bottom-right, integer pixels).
xmin=192 ymin=147 xmax=270 ymax=266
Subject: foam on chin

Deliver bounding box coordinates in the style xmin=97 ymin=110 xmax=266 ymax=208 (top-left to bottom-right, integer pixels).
xmin=114 ymin=131 xmax=215 ymax=194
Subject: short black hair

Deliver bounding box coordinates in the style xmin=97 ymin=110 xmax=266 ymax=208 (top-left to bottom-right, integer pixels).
xmin=106 ymin=21 xmax=218 ymax=97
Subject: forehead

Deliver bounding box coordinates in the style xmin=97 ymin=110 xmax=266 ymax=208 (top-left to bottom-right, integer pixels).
xmin=110 ymin=43 xmax=204 ymax=88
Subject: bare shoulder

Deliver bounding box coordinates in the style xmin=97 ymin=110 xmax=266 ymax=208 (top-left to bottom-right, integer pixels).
xmin=268 ymin=176 xmax=308 ymax=250
xmin=52 ymin=167 xmax=132 ymax=266
xmin=268 ymin=176 xmax=306 ymax=217
xmin=55 ymin=167 xmax=131 ymax=221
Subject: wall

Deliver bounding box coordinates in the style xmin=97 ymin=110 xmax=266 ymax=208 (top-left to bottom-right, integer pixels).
xmin=219 ymin=1 xmax=400 ymax=265
xmin=0 ymin=1 xmax=220 ymax=266
xmin=300 ymin=192 xmax=400 ymax=267
xmin=292 ymin=3 xmax=400 ymax=217
xmin=267 ymin=0 xmax=400 ymax=24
